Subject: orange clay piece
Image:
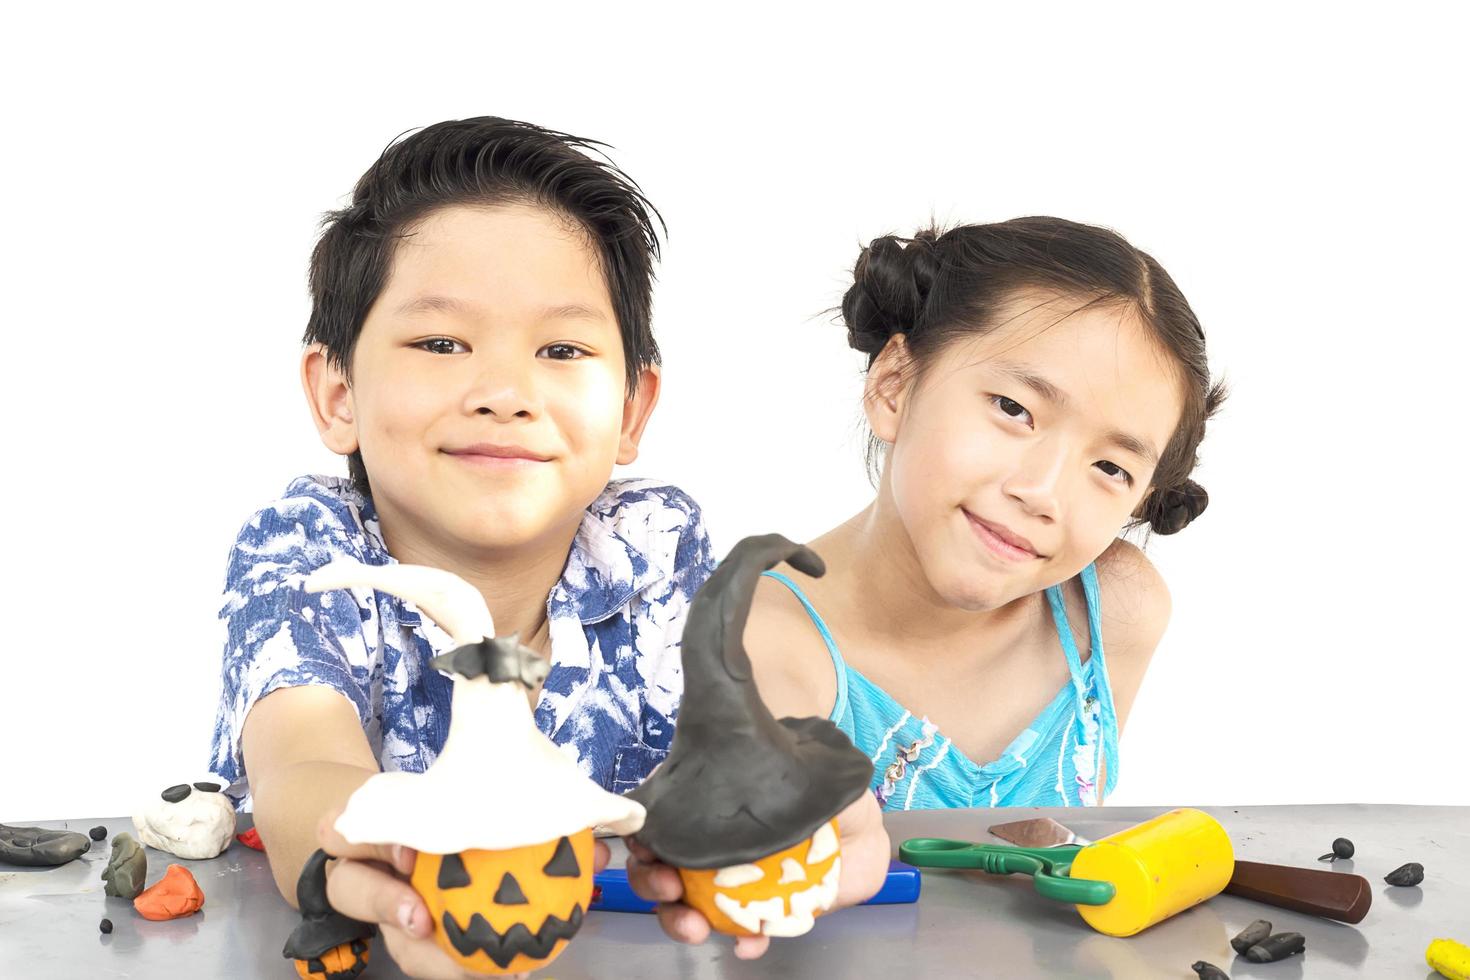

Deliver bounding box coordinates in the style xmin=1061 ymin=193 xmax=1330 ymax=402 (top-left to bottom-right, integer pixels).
xmin=134 ymin=863 xmax=205 ymax=920
xmin=294 ymin=939 xmax=373 ymax=980
xmin=678 ymin=819 xmax=841 ymax=937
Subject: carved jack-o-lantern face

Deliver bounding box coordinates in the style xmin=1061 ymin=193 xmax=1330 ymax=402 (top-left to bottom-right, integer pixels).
xmin=678 ymin=819 xmax=841 ymax=937
xmin=292 ymin=938 xmax=372 ymax=980
xmin=411 ymin=829 xmax=594 ymax=975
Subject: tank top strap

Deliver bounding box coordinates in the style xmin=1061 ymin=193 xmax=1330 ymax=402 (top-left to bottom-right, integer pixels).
xmin=760 ymin=571 xmax=851 ymax=723
xmin=1042 ymin=561 xmax=1121 ymax=798
xmin=1043 ymin=570 xmax=1090 ymax=702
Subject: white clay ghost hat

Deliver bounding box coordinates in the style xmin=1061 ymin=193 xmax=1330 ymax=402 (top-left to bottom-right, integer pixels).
xmin=303 ymin=559 xmax=645 ymax=855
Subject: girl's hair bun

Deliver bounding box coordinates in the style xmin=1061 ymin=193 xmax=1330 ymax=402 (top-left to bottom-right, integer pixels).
xmin=841 ymin=232 xmax=941 ymax=358
xmin=1142 ymin=479 xmax=1209 ymax=535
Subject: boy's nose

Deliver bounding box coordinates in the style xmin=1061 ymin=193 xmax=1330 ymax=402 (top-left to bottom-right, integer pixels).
xmin=463 ymin=362 xmax=541 ymax=420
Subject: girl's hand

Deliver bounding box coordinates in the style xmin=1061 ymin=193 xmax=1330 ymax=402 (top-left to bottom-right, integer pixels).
xmin=624 ymin=791 xmax=890 ymax=959
xmin=316 ymin=808 xmax=610 ymax=979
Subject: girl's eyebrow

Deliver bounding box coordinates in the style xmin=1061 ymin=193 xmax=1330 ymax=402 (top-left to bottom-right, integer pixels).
xmin=993 ymin=360 xmax=1160 ymax=465
xmin=994 ymin=362 xmax=1070 ymax=408
xmin=1108 ymin=430 xmax=1159 ymax=466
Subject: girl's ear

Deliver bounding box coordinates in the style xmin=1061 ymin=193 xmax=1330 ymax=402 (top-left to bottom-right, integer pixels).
xmin=616 ymin=363 xmax=661 ymax=465
xmin=862 ymin=334 xmax=911 ymax=445
xmin=302 ymin=345 xmax=359 ymax=456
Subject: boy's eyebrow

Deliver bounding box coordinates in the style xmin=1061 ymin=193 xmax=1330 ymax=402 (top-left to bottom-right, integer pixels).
xmin=394 ymin=294 xmax=474 ymax=317
xmin=538 ymin=303 xmax=608 ymax=323
xmin=992 ymin=361 xmax=1160 ymax=466
xmin=392 ymin=295 xmax=607 ymax=322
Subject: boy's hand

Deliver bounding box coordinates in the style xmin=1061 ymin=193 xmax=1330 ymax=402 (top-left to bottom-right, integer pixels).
xmin=624 ymin=791 xmax=889 ymax=959
xmin=316 ymin=809 xmax=610 ymax=980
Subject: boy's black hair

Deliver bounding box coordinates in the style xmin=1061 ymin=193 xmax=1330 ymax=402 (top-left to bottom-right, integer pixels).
xmin=304 ymin=117 xmax=664 ymax=493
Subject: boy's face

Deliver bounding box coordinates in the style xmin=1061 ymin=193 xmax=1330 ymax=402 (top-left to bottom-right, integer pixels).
xmin=307 ymin=203 xmax=658 ymax=558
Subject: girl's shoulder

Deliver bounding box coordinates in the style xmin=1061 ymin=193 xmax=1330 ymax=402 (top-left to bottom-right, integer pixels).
xmin=1092 ymin=538 xmax=1173 ymax=647
xmin=742 ymin=566 xmax=842 ymax=721
xmin=1088 ymin=538 xmax=1173 ymax=728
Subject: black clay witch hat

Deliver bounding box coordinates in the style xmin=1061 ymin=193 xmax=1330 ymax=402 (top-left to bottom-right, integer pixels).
xmin=629 ymin=534 xmax=872 ymax=868
xmin=282 ymin=849 xmax=377 ymax=963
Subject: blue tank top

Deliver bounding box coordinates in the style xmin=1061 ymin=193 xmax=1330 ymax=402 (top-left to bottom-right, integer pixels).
xmin=762 ymin=565 xmax=1120 ymax=809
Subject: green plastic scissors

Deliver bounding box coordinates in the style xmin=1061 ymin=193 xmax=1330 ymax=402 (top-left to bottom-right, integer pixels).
xmin=898 ymin=839 xmax=1116 ymax=906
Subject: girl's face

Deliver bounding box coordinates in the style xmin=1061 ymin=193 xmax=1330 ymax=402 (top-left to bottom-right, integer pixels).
xmin=868 ymin=290 xmax=1185 ymax=610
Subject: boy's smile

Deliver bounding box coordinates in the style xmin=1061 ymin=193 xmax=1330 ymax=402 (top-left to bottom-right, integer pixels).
xmin=306 ymin=203 xmax=659 ymax=564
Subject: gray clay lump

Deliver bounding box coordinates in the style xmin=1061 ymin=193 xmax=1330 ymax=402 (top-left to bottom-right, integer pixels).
xmin=0 ymin=823 xmax=92 ymax=867
xmin=102 ymin=833 xmax=147 ymax=899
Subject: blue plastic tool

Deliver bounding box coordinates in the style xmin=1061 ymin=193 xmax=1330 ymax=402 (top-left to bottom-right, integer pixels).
xmin=590 ymin=859 xmax=922 ymax=913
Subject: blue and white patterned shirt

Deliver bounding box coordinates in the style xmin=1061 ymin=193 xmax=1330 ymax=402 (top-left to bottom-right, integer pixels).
xmin=208 ymin=474 xmax=714 ymax=811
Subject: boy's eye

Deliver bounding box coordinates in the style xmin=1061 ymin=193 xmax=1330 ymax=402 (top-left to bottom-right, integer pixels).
xmin=540 ymin=343 xmax=588 ymax=361
xmin=414 ymin=337 xmax=467 ymax=355
xmin=1095 ymin=460 xmax=1133 ymax=486
xmin=991 ymin=394 xmax=1033 ymax=426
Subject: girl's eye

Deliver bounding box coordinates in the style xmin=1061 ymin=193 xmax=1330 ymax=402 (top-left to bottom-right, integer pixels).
xmin=414 ymin=337 xmax=467 ymax=355
xmin=1095 ymin=460 xmax=1133 ymax=486
xmin=540 ymin=343 xmax=588 ymax=361
xmin=991 ymin=394 xmax=1033 ymax=426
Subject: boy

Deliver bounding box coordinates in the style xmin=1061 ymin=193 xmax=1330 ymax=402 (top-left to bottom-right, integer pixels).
xmin=208 ymin=116 xmax=711 ymax=915
xmin=210 ymin=117 xmax=886 ymax=976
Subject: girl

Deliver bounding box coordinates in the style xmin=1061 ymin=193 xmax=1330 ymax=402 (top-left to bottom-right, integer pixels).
xmin=743 ymin=217 xmax=1224 ymax=809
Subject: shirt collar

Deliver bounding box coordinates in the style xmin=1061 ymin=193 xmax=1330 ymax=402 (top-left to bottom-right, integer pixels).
xmin=346 ymin=482 xmax=666 ymax=633
xmin=554 ymin=506 xmax=667 ymax=626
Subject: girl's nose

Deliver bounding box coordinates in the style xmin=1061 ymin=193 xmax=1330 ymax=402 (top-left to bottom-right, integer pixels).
xmin=1002 ymin=441 xmax=1066 ymax=520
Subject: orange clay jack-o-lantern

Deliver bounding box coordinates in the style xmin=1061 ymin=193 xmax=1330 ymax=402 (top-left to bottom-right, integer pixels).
xmin=300 ymin=561 xmax=645 ymax=976
xmin=411 ymin=830 xmax=595 ymax=974
xmin=292 ymin=938 xmax=372 ymax=980
xmin=679 ymin=819 xmax=841 ymax=937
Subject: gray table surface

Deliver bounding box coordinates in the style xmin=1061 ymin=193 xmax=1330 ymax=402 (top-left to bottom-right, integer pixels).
xmin=1 ymin=805 xmax=1464 ymax=978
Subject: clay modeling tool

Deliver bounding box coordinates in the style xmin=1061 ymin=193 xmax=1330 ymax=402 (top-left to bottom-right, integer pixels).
xmin=903 ymin=808 xmax=1235 ymax=937
xmin=988 ymin=815 xmax=1372 ymax=924
xmin=590 ymin=860 xmax=922 ymax=913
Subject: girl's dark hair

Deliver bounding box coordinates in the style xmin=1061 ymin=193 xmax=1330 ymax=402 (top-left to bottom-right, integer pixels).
xmin=304 ymin=117 xmax=664 ymax=493
xmin=841 ymin=217 xmax=1226 ymax=536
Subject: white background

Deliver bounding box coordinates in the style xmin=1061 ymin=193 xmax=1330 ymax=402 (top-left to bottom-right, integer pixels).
xmin=3 ymin=3 xmax=1466 ymax=821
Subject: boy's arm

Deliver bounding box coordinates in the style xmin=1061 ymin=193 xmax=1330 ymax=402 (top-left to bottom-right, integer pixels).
xmin=241 ymin=685 xmax=380 ymax=908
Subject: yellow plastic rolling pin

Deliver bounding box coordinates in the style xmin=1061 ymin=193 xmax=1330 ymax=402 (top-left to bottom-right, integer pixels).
xmin=1067 ymin=808 xmax=1234 ymax=936
xmin=1428 ymin=938 xmax=1470 ymax=980
xmin=901 ymin=808 xmax=1235 ymax=937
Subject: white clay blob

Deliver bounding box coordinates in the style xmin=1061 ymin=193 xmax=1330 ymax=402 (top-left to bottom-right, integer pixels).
xmin=306 ymin=558 xmax=646 ymax=854
xmin=132 ymin=789 xmax=235 ymax=859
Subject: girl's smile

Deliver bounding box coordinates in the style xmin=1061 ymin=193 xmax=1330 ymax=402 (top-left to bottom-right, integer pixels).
xmin=964 ymin=511 xmax=1043 ymax=562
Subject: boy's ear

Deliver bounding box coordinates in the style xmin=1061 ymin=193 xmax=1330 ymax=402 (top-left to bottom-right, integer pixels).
xmin=301 ymin=346 xmax=359 ymax=456
xmin=616 ymin=364 xmax=662 ymax=466
xmin=862 ymin=334 xmax=911 ymax=445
